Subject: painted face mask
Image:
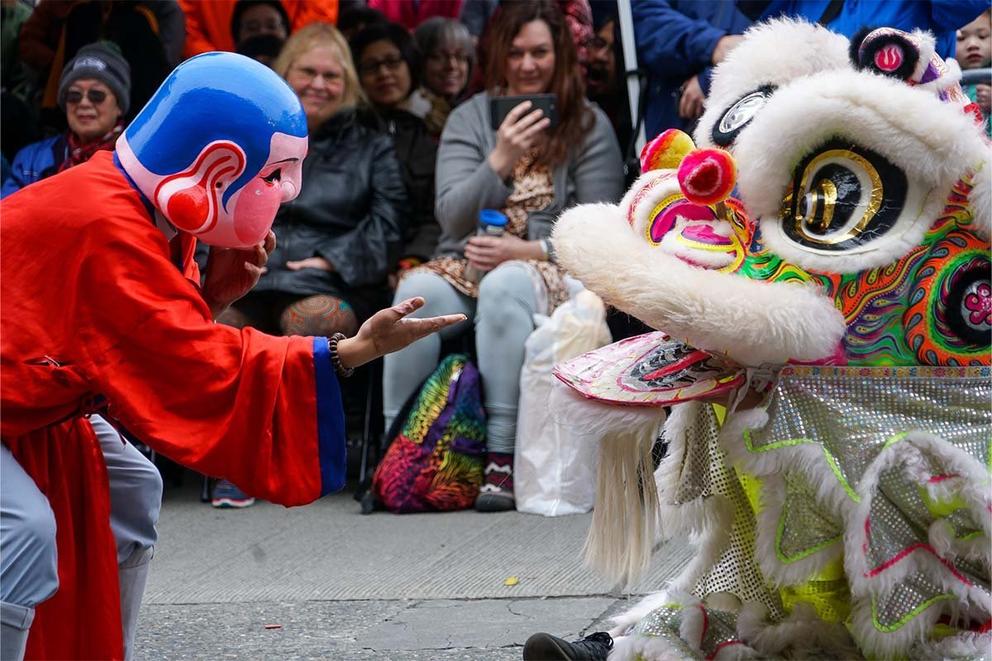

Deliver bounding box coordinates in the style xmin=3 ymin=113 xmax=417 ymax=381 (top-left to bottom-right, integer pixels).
xmin=115 ymin=52 xmax=308 ymax=248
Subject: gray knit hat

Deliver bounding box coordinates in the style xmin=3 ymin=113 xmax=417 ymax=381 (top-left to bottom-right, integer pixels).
xmin=58 ymin=42 xmax=131 ymax=115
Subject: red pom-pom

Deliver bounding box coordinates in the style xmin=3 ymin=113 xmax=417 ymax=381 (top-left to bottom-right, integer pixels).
xmin=677 ymin=149 xmax=736 ymax=205
xmin=166 ymin=186 xmax=209 ymax=231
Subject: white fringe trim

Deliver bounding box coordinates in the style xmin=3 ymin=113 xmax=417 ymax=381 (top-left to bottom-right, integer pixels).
xmin=667 ymin=498 xmax=735 ymax=594
xmin=609 ymin=634 xmax=706 ymax=661
xmin=843 ymin=430 xmax=992 ymax=604
xmin=609 ymin=591 xmax=683 ymax=637
xmin=913 ymin=631 xmax=992 ymax=659
xmin=752 ymin=472 xmax=844 ymax=587
xmin=722 ymin=404 xmax=991 ymax=659
xmin=551 ymin=203 xmax=846 ymax=366
xmin=848 ymin=594 xmax=943 ymax=660
xmin=653 ymin=401 xmax=695 ymax=502
xmin=609 ymin=592 xmax=759 ymax=661
xmin=721 ymin=400 xmax=865 ymax=521
xmin=969 ymin=159 xmax=991 ymax=241
xmin=583 ymin=419 xmax=665 ymax=587
xmin=736 ymin=601 xmax=858 ymax=657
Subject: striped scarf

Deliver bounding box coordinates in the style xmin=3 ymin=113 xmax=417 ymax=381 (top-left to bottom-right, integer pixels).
xmin=59 ymin=122 xmax=123 ymax=172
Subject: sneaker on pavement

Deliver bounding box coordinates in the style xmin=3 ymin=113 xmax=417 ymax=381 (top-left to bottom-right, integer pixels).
xmin=523 ymin=631 xmax=613 ymax=661
xmin=476 ymin=451 xmax=515 ymax=512
xmin=211 ymin=479 xmax=255 ymax=508
xmin=475 ymin=483 xmax=515 ymax=511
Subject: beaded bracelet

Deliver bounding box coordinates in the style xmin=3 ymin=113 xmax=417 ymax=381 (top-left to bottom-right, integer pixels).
xmin=328 ymin=333 xmax=354 ymax=378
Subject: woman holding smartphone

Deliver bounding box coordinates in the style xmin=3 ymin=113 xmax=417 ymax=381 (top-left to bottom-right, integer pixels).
xmin=383 ymin=0 xmax=623 ymax=512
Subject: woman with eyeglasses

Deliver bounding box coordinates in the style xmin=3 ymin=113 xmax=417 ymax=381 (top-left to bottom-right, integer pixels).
xmin=410 ymin=17 xmax=475 ymax=137
xmin=2 ymin=42 xmax=130 ymax=198
xmin=351 ymin=22 xmax=443 ymax=272
xmin=209 ymin=23 xmax=408 ymax=508
xmin=383 ymin=0 xmax=623 ymax=512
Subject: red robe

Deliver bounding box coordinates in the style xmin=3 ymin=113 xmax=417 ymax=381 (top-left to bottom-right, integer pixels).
xmin=0 ymin=152 xmax=347 ymax=659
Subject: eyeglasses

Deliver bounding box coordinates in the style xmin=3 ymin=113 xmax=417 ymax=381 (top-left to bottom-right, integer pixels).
xmin=290 ymin=66 xmax=342 ymax=84
xmin=359 ymin=55 xmax=404 ymax=76
xmin=65 ymin=88 xmax=109 ymax=105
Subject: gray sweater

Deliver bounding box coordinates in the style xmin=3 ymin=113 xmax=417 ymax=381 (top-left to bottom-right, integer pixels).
xmin=433 ymin=92 xmax=624 ymax=257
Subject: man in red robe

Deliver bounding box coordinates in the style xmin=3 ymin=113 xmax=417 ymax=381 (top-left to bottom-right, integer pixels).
xmin=0 ymin=52 xmax=462 ymax=660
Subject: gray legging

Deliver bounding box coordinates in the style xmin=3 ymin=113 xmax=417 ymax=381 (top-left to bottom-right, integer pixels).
xmin=383 ymin=262 xmax=541 ymax=454
xmin=0 ymin=415 xmax=162 ymax=661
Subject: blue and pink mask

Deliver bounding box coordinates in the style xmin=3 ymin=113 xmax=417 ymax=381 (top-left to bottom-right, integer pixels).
xmin=116 ymin=52 xmax=308 ymax=248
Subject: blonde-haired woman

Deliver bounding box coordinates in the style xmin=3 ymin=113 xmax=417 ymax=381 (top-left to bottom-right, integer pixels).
xmin=212 ymin=23 xmax=408 ymax=508
xmin=273 ymin=23 xmax=365 ymax=128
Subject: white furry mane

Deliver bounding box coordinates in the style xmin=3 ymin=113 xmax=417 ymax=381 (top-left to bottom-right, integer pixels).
xmin=552 ymin=204 xmax=846 ymax=366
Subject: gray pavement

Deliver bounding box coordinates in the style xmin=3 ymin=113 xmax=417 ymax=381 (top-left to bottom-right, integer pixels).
xmin=136 ymin=480 xmax=690 ymax=660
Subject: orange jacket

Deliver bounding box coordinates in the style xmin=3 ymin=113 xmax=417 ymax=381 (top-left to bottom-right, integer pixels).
xmin=179 ymin=0 xmax=339 ymax=58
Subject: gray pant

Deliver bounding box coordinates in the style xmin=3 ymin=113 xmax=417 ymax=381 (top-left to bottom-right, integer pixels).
xmin=0 ymin=415 xmax=162 ymax=660
xmin=383 ymin=262 xmax=540 ymax=453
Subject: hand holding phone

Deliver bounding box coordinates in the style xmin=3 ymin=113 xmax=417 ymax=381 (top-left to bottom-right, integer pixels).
xmin=487 ymin=97 xmax=553 ymax=179
xmin=490 ymin=93 xmax=558 ymax=130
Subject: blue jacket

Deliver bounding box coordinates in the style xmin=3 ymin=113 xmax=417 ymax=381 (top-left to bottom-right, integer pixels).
xmin=1 ymin=135 xmax=66 ymax=199
xmin=633 ymin=0 xmax=752 ymax=140
xmin=756 ymin=0 xmax=989 ymax=59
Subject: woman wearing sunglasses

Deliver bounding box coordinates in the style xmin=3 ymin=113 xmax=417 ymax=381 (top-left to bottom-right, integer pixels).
xmin=2 ymin=42 xmax=130 ymax=198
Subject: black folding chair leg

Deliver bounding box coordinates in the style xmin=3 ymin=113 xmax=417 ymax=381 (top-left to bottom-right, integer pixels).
xmin=355 ymin=358 xmax=383 ymax=497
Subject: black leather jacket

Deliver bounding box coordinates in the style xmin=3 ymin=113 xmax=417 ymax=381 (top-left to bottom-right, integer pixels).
xmin=255 ymin=109 xmax=407 ymax=296
xmin=362 ymin=108 xmax=440 ymax=262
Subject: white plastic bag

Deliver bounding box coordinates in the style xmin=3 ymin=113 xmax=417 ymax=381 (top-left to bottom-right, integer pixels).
xmin=515 ymin=286 xmax=612 ymax=516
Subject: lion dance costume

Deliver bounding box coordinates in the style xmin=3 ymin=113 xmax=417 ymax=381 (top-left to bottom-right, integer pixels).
xmin=551 ymin=20 xmax=991 ymax=659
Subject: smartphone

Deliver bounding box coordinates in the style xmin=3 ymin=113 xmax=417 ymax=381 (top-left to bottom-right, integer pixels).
xmin=489 ymin=93 xmax=558 ymax=131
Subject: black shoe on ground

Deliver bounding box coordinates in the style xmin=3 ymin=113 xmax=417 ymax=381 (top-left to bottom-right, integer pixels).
xmin=522 ymin=631 xmax=613 ymax=661
xmin=475 ymin=483 xmax=515 ymax=511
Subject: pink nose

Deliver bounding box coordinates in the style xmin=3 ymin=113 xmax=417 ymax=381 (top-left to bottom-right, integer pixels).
xmin=677 ymin=148 xmax=736 ymax=205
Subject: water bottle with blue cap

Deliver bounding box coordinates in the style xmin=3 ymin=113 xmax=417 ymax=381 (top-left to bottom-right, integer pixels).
xmin=465 ymin=209 xmax=509 ymax=283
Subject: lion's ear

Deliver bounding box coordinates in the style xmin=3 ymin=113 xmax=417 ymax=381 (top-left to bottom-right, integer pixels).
xmin=850 ymin=27 xmax=922 ymax=82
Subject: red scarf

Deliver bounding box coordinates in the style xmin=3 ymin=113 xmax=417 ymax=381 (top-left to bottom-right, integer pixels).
xmin=59 ymin=122 xmax=123 ymax=172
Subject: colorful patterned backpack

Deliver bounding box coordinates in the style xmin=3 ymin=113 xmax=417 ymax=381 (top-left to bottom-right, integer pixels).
xmin=371 ymin=354 xmax=486 ymax=512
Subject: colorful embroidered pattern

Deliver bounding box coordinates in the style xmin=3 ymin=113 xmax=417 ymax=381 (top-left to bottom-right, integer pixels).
xmin=736 ymin=177 xmax=990 ymax=366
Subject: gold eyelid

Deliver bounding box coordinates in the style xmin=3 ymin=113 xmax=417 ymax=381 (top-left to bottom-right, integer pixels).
xmin=790 ymin=149 xmax=882 ymax=245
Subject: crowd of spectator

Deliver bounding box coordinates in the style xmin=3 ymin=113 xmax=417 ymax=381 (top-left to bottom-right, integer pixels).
xmin=1 ymin=0 xmax=988 ymax=512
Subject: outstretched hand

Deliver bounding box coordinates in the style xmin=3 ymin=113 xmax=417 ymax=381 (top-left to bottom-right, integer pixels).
xmin=337 ymin=297 xmax=466 ymax=369
xmin=202 ymin=231 xmax=276 ymax=318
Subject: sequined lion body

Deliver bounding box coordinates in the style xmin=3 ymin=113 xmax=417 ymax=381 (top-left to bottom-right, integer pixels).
xmin=550 ymin=19 xmax=992 ymax=660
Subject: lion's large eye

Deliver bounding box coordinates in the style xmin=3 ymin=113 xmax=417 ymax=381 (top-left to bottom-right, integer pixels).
xmin=780 ymin=139 xmax=908 ymax=251
xmin=711 ymin=85 xmax=775 ymax=147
